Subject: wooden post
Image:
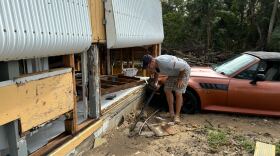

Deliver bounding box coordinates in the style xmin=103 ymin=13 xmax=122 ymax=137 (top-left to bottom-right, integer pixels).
xmin=126 ymin=49 xmax=130 ymax=68
xmin=88 ymin=45 xmax=101 ymax=119
xmin=120 ymin=49 xmax=124 ymax=70
xmin=158 ymin=44 xmax=161 ymax=56
xmin=63 ymin=54 xmax=78 ymax=134
xmin=152 ymin=45 xmax=157 ymax=57
xmin=131 ymin=48 xmax=135 ymax=68
xmin=81 ymin=51 xmax=88 ymax=119
xmin=107 ymin=49 xmax=111 ymax=75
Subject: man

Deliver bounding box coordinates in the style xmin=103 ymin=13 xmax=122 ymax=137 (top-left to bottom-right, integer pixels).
xmin=142 ymin=54 xmax=191 ymax=123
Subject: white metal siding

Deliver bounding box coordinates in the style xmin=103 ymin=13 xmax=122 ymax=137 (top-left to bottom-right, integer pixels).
xmin=0 ymin=0 xmax=92 ymax=61
xmin=105 ymin=0 xmax=164 ymax=49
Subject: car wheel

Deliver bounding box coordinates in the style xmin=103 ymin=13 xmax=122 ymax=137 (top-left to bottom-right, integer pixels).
xmin=181 ymin=91 xmax=200 ymax=114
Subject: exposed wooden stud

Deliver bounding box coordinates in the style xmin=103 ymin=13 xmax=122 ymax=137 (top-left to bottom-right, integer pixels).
xmin=63 ymin=54 xmax=78 ymax=134
xmin=131 ymin=48 xmax=135 ymax=68
xmin=152 ymin=44 xmax=159 ymax=57
xmin=120 ymin=49 xmax=124 ymax=70
xmin=88 ymin=45 xmax=101 ymax=119
xmin=81 ymin=51 xmax=88 ymax=120
xmin=126 ymin=48 xmax=130 ymax=68
xmin=158 ymin=44 xmax=162 ymax=56
xmin=106 ymin=49 xmax=111 ymax=75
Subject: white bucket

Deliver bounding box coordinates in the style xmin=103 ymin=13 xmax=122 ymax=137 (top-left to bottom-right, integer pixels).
xmin=122 ymin=68 xmax=138 ymax=77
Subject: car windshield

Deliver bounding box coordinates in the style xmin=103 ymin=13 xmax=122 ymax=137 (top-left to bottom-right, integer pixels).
xmin=213 ymin=54 xmax=257 ymax=76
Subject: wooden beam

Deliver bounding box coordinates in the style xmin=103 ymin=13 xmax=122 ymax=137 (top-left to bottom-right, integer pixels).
xmin=106 ymin=49 xmax=111 ymax=75
xmin=63 ymin=54 xmax=78 ymax=134
xmin=30 ymin=133 xmax=72 ymax=156
xmin=100 ymin=79 xmax=126 ymax=85
xmin=101 ymin=83 xmax=118 ymax=88
xmin=81 ymin=51 xmax=88 ymax=120
xmin=120 ymin=49 xmax=123 ymax=70
xmin=131 ymin=48 xmax=135 ymax=68
xmin=31 ymin=119 xmax=102 ymax=156
xmin=101 ymin=80 xmax=144 ymax=95
xmin=49 ymin=119 xmax=103 ymax=156
xmin=126 ymin=48 xmax=130 ymax=68
xmin=158 ymin=44 xmax=162 ymax=56
xmin=88 ymin=45 xmax=101 ymax=119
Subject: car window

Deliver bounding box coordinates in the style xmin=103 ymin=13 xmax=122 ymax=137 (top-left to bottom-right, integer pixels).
xmin=265 ymin=61 xmax=280 ymax=81
xmin=235 ymin=63 xmax=259 ymax=80
xmin=214 ymin=54 xmax=257 ymax=76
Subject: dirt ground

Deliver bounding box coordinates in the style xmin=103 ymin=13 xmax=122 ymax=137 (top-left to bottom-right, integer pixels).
xmin=84 ymin=110 xmax=280 ymax=156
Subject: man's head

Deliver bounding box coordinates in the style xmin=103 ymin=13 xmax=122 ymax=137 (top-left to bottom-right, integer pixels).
xmin=142 ymin=54 xmax=156 ymax=70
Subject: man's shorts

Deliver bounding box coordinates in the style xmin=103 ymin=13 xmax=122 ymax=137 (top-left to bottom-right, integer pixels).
xmin=164 ymin=69 xmax=190 ymax=93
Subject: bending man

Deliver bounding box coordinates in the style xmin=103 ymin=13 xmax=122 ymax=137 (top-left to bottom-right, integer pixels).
xmin=142 ymin=54 xmax=191 ymax=123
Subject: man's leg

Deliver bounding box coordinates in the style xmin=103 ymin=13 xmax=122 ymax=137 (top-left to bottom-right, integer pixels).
xmin=175 ymin=91 xmax=183 ymax=116
xmin=165 ymin=90 xmax=175 ymax=117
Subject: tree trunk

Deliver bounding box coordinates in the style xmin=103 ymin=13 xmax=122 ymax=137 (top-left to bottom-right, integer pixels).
xmin=206 ymin=17 xmax=211 ymax=54
xmin=267 ymin=0 xmax=279 ymax=45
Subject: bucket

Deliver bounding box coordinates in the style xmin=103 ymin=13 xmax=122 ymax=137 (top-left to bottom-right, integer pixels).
xmin=122 ymin=68 xmax=138 ymax=77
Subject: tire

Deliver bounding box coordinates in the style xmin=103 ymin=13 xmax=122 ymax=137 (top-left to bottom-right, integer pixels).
xmin=181 ymin=90 xmax=200 ymax=114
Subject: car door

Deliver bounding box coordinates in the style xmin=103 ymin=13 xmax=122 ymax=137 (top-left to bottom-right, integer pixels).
xmin=228 ymin=61 xmax=280 ymax=114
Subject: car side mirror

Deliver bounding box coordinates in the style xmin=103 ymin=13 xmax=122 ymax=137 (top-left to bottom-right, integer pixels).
xmin=250 ymin=74 xmax=265 ymax=85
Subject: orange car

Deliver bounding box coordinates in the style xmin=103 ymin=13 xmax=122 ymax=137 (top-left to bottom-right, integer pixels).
xmin=160 ymin=51 xmax=280 ymax=116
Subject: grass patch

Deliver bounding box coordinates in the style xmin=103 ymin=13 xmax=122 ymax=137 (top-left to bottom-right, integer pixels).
xmin=207 ymin=129 xmax=229 ymax=149
xmin=276 ymin=142 xmax=280 ymax=156
xmin=235 ymin=136 xmax=255 ymax=153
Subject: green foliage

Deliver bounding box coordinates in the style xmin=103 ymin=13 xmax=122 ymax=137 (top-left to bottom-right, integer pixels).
xmin=234 ymin=135 xmax=255 ymax=153
xmin=162 ymin=0 xmax=280 ymax=52
xmin=207 ymin=129 xmax=229 ymax=149
xmin=276 ymin=141 xmax=280 ymax=156
xmin=269 ymin=26 xmax=280 ymax=51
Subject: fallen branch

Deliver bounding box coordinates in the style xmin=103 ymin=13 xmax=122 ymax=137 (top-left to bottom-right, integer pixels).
xmin=138 ymin=109 xmax=160 ymax=135
xmin=205 ymin=119 xmax=214 ymax=127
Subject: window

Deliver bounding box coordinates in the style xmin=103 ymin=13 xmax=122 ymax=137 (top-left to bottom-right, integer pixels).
xmin=265 ymin=61 xmax=280 ymax=81
xmin=235 ymin=63 xmax=259 ymax=80
xmin=214 ymin=54 xmax=257 ymax=76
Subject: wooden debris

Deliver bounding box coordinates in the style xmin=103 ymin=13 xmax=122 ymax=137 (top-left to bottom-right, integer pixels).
xmin=254 ymin=141 xmax=275 ymax=156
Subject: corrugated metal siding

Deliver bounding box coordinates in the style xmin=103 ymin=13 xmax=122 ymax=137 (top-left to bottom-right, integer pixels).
xmin=105 ymin=0 xmax=164 ymax=49
xmin=0 ymin=0 xmax=92 ymax=61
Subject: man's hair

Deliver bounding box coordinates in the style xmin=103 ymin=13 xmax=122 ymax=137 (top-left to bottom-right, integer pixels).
xmin=142 ymin=54 xmax=153 ymax=69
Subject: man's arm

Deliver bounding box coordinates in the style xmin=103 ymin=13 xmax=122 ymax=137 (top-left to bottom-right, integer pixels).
xmin=154 ymin=72 xmax=159 ymax=87
xmin=177 ymin=69 xmax=187 ymax=88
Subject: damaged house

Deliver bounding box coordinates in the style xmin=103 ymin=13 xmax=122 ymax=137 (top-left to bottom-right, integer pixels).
xmin=0 ymin=0 xmax=164 ymax=155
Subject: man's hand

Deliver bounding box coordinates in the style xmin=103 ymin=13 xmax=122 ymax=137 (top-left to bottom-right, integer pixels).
xmin=177 ymin=79 xmax=184 ymax=88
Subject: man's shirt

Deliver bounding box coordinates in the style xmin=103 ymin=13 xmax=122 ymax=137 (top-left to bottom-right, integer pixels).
xmin=155 ymin=55 xmax=190 ymax=77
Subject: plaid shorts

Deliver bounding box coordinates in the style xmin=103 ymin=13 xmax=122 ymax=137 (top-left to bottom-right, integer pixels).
xmin=164 ymin=70 xmax=190 ymax=93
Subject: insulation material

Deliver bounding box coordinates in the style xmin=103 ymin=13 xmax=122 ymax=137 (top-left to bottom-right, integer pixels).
xmin=0 ymin=0 xmax=92 ymax=61
xmin=105 ymin=0 xmax=164 ymax=49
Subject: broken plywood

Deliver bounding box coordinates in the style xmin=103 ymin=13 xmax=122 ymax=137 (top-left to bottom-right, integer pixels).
xmin=0 ymin=69 xmax=74 ymax=132
xmin=254 ymin=141 xmax=275 ymax=156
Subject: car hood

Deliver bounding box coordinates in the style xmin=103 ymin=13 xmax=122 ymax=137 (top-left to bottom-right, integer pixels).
xmin=190 ymin=67 xmax=228 ymax=78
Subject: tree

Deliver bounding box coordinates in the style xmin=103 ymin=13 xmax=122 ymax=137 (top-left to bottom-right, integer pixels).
xmin=267 ymin=0 xmax=279 ymax=45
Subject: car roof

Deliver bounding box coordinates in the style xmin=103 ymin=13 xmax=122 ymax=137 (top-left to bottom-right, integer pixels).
xmin=244 ymin=51 xmax=280 ymax=61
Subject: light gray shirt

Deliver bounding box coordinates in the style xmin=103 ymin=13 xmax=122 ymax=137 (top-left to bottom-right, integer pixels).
xmin=156 ymin=55 xmax=190 ymax=77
